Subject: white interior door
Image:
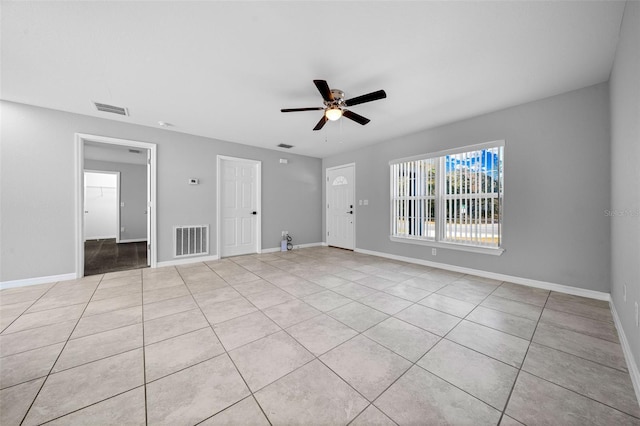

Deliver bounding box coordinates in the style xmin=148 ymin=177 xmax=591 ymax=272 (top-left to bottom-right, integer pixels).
xmin=327 ymin=164 xmax=355 ymax=250
xmin=220 ymin=157 xmax=261 ymax=257
xmin=84 ymin=171 xmax=119 ymax=241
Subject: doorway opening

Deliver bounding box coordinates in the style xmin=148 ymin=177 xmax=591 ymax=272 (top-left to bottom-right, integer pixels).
xmin=217 ymin=156 xmax=262 ymax=258
xmin=83 ymin=170 xmax=146 ymax=275
xmin=326 ymin=163 xmax=355 ymax=250
xmin=75 ymin=134 xmax=157 ymax=277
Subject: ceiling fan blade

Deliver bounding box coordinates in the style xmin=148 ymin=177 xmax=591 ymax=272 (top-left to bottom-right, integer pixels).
xmin=281 ymin=107 xmax=325 ymax=112
xmin=313 ymin=115 xmax=328 ymax=131
xmin=344 ymin=89 xmax=387 ymax=107
xmin=313 ymin=80 xmax=334 ymax=102
xmin=343 ymin=110 xmax=371 ymax=126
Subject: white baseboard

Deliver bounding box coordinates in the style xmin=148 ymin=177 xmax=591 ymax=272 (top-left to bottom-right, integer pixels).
xmin=262 ymin=242 xmax=324 ymax=254
xmin=354 ymin=248 xmax=611 ymax=302
xmin=119 ymin=238 xmax=147 ymax=243
xmin=84 ymin=236 xmax=117 ymax=241
xmin=611 ymin=303 xmax=640 ymax=405
xmin=0 ymin=273 xmax=78 ymax=290
xmin=615 ymin=303 xmax=640 ymax=404
xmin=157 ymin=255 xmax=219 ymax=267
xmin=297 ymin=242 xmax=324 ymax=249
xmin=261 ymin=247 xmax=282 ymax=254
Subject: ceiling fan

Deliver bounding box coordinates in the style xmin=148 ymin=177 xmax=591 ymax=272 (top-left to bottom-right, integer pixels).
xmin=281 ymin=80 xmax=387 ymax=131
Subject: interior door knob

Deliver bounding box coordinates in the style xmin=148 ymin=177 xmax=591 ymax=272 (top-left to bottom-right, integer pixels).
xmin=252 ymin=211 xmax=257 ymax=215
xmin=346 ymin=211 xmax=353 ymax=214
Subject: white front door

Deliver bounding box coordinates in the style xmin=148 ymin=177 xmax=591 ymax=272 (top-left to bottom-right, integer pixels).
xmin=219 ymin=157 xmax=261 ymax=257
xmin=326 ymin=164 xmax=355 ymax=250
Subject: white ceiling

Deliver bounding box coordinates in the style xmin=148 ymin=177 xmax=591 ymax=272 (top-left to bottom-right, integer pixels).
xmin=1 ymin=1 xmax=625 ymax=158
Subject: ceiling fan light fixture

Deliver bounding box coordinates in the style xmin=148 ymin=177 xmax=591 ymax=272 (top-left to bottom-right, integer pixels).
xmin=325 ymin=108 xmax=342 ymax=121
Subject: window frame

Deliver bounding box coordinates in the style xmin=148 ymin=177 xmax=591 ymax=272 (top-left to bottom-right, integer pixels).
xmin=389 ymin=140 xmax=505 ymax=256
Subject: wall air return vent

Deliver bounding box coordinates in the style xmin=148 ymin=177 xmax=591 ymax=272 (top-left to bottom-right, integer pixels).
xmin=174 ymin=225 xmax=209 ymax=257
xmin=277 ymin=144 xmax=294 ymax=149
xmin=94 ymin=102 xmax=129 ymax=116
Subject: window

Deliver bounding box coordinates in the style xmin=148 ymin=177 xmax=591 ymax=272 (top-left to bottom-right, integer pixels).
xmin=332 ymin=176 xmax=348 ymax=186
xmin=390 ymin=141 xmax=504 ymax=254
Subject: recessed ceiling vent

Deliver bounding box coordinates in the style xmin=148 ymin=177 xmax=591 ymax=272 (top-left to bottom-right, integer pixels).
xmin=278 ymin=144 xmax=294 ymax=149
xmin=94 ymin=102 xmax=129 ymax=116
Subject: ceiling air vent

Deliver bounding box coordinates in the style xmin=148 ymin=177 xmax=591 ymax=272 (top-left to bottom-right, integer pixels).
xmin=94 ymin=102 xmax=129 ymax=116
xmin=277 ymin=144 xmax=294 ymax=149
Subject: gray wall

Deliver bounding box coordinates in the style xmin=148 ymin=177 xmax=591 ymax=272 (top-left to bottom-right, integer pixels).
xmin=0 ymin=101 xmax=322 ymax=281
xmin=610 ymin=1 xmax=639 ymax=373
xmin=84 ymin=160 xmax=148 ymax=241
xmin=323 ymin=82 xmax=611 ymax=293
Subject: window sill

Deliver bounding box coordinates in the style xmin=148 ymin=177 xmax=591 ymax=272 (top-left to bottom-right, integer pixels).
xmin=389 ymin=236 xmax=505 ymax=256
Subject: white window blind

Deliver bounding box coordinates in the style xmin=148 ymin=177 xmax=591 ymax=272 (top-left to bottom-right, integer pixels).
xmin=391 ymin=158 xmax=436 ymax=240
xmin=390 ymin=141 xmax=504 ymax=251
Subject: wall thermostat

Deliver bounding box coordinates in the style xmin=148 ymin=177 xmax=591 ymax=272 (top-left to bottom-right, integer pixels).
xmin=188 ymin=178 xmax=199 ymax=185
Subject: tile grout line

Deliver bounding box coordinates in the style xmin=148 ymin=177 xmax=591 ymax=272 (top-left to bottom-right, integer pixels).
xmin=0 ymin=283 xmax=72 ymax=335
xmin=199 ymin=254 xmax=416 ymax=424
xmin=18 ymin=274 xmax=106 ymax=426
xmin=209 ymin=258 xmax=640 ymax=423
xmin=217 ymin=255 xmax=619 ymax=424
xmin=34 ymin=386 xmax=145 ymax=425
xmin=139 ymin=268 xmax=149 ymax=426
xmin=227 ymin=256 xmax=497 ymax=423
xmin=3 ymin=247 xmax=635 ymax=424
xmin=208 ymin=261 xmax=278 ymax=426
xmin=33 ymin=270 xmax=146 ymax=424
xmin=500 ymin=290 xmax=639 ymax=421
xmin=387 ymin=279 xmax=518 ymax=420
xmin=525 ymin=339 xmax=630 ymax=373
xmin=496 ymin=288 xmax=551 ymax=425
xmin=178 ymin=263 xmax=275 ymax=426
xmin=348 ymin=277 xmax=546 ymax=420
xmin=518 ymin=368 xmax=640 ymax=420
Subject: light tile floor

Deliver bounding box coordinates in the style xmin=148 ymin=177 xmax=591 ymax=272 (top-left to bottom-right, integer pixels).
xmin=1 ymin=247 xmax=638 ymax=425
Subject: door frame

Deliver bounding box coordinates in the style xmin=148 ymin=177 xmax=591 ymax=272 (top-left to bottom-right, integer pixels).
xmin=75 ymin=133 xmax=157 ymax=277
xmin=83 ymin=170 xmax=121 ymax=242
xmin=325 ymin=163 xmax=356 ymax=250
xmin=216 ymin=155 xmax=262 ymax=258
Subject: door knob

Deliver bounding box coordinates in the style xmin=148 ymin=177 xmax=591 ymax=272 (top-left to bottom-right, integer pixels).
xmin=346 ymin=211 xmax=353 ymax=214
xmin=251 ymin=211 xmax=257 ymax=215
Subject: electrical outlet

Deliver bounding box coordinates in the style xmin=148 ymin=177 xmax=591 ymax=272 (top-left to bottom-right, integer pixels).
xmin=623 ymin=284 xmax=627 ymax=302
xmin=635 ymin=302 xmax=639 ymax=327
xmin=432 ymin=248 xmax=437 ymax=256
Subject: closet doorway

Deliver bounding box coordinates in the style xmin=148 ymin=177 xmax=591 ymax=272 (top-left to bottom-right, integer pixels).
xmin=75 ymin=134 xmax=157 ymax=277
